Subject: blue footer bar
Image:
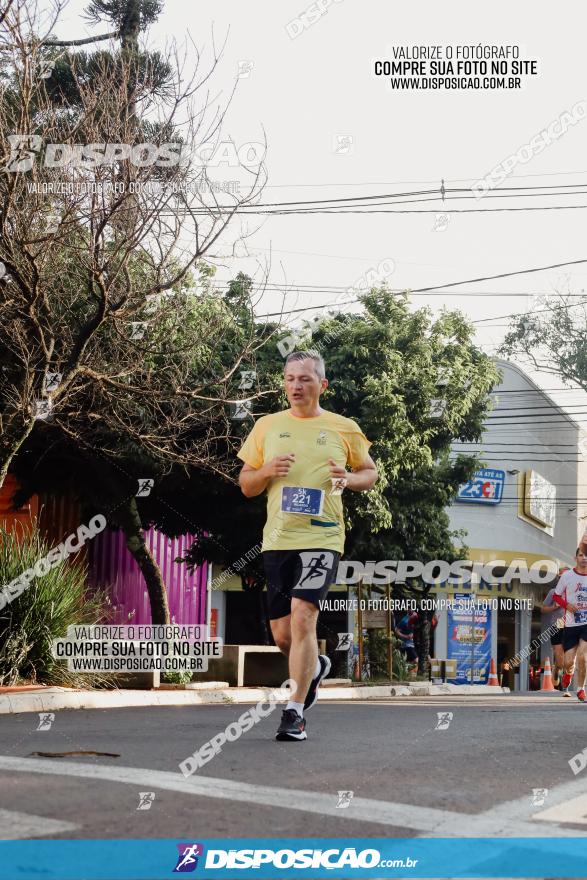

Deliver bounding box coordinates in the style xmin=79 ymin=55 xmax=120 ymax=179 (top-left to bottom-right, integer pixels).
xmin=1 ymin=837 xmax=586 ymax=879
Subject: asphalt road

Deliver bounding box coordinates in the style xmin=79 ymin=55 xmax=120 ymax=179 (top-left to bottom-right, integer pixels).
xmin=2 ymin=693 xmax=587 ymax=844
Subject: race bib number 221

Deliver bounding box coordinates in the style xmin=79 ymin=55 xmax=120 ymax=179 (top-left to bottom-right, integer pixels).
xmin=281 ymin=487 xmax=324 ymax=516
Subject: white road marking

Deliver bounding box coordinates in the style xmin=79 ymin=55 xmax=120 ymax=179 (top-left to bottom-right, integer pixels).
xmin=468 ymin=774 xmax=587 ymax=830
xmin=533 ymin=792 xmax=587 ymax=826
xmin=0 ymin=755 xmax=583 ymax=838
xmin=0 ymin=807 xmax=77 ymax=839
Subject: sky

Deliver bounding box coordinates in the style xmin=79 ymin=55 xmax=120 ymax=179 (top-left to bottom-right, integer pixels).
xmin=45 ymin=0 xmax=587 ymax=417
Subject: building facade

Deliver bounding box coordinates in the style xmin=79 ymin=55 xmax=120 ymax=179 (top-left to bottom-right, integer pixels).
xmin=437 ymin=359 xmax=587 ymax=689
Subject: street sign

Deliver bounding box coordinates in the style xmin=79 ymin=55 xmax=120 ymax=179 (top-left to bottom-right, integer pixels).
xmin=456 ymin=468 xmax=505 ymax=505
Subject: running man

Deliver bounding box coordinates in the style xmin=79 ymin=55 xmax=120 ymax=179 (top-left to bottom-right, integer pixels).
xmin=541 ymin=574 xmax=567 ymax=689
xmin=552 ymin=548 xmax=587 ymax=700
xmin=238 ymin=350 xmax=378 ymax=741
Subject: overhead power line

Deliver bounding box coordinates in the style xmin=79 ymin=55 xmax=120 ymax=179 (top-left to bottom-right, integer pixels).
xmin=454 ymin=441 xmax=580 ymax=448
xmin=487 ymin=404 xmax=587 ymax=414
xmin=189 ymin=203 xmax=587 ymax=217
xmin=236 ymin=182 xmax=587 ymax=210
xmin=248 ymin=257 xmax=587 ymax=319
xmin=215 ymin=281 xmax=587 ymax=299
xmin=489 ymin=388 xmax=586 ymax=395
xmin=261 ymin=169 xmax=587 ymax=189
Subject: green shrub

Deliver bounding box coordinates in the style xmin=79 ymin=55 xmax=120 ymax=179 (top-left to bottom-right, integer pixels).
xmin=363 ymin=629 xmax=411 ymax=681
xmin=0 ymin=526 xmax=110 ymax=687
xmin=161 ymin=669 xmax=194 ymax=685
xmin=392 ymin=640 xmax=411 ymax=681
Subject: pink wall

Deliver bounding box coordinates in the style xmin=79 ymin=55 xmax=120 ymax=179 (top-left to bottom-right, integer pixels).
xmin=89 ymin=529 xmax=207 ymax=625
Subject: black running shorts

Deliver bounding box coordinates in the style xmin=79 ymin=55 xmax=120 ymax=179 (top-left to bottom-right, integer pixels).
xmin=550 ymin=629 xmax=564 ymax=646
xmin=262 ymin=549 xmax=341 ymax=620
xmin=562 ymin=623 xmax=587 ymax=652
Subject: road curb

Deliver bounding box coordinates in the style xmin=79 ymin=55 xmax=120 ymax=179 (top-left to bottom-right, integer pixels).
xmin=0 ymin=681 xmax=510 ymax=715
xmin=404 ymin=683 xmax=510 ymax=696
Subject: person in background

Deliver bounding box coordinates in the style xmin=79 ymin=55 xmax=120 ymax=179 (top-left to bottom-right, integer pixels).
xmin=395 ymin=611 xmax=419 ymax=675
xmin=427 ymin=612 xmax=439 ymax=667
xmin=541 ymin=572 xmax=567 ymax=689
xmin=552 ymin=550 xmax=587 ymax=701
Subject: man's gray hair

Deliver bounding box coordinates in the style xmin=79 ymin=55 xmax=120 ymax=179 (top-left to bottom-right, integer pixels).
xmin=284 ymin=350 xmax=326 ymax=380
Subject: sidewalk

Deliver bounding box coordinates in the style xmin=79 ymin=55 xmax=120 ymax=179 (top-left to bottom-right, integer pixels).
xmin=0 ymin=680 xmax=510 ymax=715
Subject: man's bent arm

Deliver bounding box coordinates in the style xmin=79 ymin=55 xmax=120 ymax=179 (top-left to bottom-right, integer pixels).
xmin=239 ymin=462 xmax=269 ymax=498
xmin=346 ymin=455 xmax=378 ymax=492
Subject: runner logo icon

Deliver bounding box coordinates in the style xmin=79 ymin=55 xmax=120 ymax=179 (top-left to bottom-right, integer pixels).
xmin=294 ymin=551 xmax=335 ymax=590
xmin=336 ymin=632 xmax=353 ymax=651
xmin=173 ymin=843 xmax=204 ymax=872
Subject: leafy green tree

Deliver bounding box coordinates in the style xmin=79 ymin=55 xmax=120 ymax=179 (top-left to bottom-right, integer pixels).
xmin=500 ymin=293 xmax=587 ymax=391
xmin=0 ymin=2 xmax=265 ymax=622
xmin=0 ymin=0 xmax=264 ymax=491
xmin=11 ymin=265 xmax=264 ymax=624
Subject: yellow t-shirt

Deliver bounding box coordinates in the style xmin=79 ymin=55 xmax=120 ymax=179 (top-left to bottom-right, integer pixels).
xmin=237 ymin=409 xmax=371 ymax=552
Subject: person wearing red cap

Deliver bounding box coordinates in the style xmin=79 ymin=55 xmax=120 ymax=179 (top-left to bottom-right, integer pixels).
xmin=553 ymin=549 xmax=587 ymax=701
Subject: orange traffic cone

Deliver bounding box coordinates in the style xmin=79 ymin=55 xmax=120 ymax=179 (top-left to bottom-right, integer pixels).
xmin=488 ymin=657 xmax=499 ymax=686
xmin=541 ymin=657 xmax=555 ymax=691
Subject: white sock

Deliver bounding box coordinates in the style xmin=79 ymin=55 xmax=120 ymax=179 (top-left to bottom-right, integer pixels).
xmin=286 ymin=700 xmax=304 ymax=717
xmin=314 ymin=657 xmax=322 ymax=678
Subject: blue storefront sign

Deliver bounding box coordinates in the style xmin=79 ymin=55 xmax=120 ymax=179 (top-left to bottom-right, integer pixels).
xmin=447 ymin=594 xmax=493 ymax=684
xmin=456 ymin=468 xmax=505 ymax=504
